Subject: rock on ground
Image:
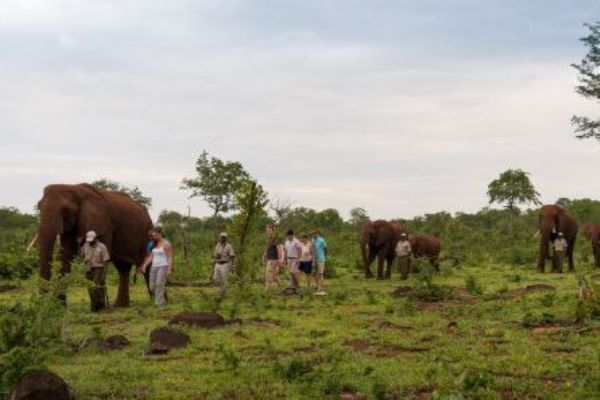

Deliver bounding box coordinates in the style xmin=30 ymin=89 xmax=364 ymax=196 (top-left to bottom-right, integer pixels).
xmin=146 ymin=327 xmax=190 ymax=355
xmin=11 ymin=370 xmax=73 ymax=400
xmin=102 ymin=334 xmax=130 ymax=350
xmin=169 ymin=312 xmax=229 ymax=328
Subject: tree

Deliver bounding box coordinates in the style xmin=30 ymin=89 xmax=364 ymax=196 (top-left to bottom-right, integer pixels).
xmin=228 ymin=180 xmax=268 ymax=277
xmin=269 ymin=195 xmax=294 ymax=224
xmin=348 ymin=207 xmax=369 ymax=226
xmin=182 ymin=150 xmax=251 ymax=227
xmin=91 ymin=178 xmax=152 ymax=208
xmin=572 ymin=21 xmax=600 ymax=140
xmin=487 ymin=169 xmax=541 ymax=214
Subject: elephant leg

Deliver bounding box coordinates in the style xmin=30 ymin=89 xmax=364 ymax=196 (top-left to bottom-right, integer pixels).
xmin=595 ymin=247 xmax=600 ymax=268
xmin=376 ymin=254 xmax=385 ymax=280
xmin=385 ymin=256 xmax=393 ymax=279
xmin=431 ymin=257 xmax=440 ymax=273
xmin=114 ymin=261 xmax=132 ymax=307
xmin=568 ymin=245 xmax=575 ymax=272
xmin=365 ymin=251 xmax=376 ymax=279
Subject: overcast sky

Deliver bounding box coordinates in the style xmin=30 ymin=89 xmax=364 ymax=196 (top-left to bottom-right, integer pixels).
xmin=1 ymin=0 xmax=599 ymax=221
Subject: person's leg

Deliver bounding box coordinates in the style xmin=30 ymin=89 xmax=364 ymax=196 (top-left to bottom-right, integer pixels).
xmin=289 ymin=260 xmax=300 ymax=290
xmin=149 ymin=267 xmax=158 ymax=296
xmin=154 ymin=267 xmax=167 ymax=305
xmin=316 ymin=262 xmax=326 ymax=292
xmin=220 ymin=262 xmax=230 ymax=288
xmin=557 ymin=251 xmax=564 ymax=273
xmin=213 ymin=263 xmax=222 ymax=287
xmin=265 ymin=261 xmax=275 ymax=290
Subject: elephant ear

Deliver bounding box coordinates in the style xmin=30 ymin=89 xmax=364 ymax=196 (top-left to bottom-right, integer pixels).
xmin=76 ymin=186 xmax=113 ymax=241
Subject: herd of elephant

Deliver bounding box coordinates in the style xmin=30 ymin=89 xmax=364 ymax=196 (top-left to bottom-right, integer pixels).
xmin=34 ymin=183 xmax=600 ymax=308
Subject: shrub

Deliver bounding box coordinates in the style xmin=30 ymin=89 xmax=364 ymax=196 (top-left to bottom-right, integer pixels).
xmin=465 ymin=275 xmax=484 ymax=295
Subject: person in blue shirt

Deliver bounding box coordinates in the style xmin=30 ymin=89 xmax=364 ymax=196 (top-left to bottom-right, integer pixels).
xmin=312 ymin=230 xmax=328 ymax=295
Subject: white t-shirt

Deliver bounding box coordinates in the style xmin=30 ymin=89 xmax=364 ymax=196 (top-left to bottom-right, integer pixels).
xmin=284 ymin=238 xmax=301 ymax=258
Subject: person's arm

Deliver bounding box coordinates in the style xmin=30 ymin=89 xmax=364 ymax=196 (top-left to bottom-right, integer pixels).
xmin=138 ymin=253 xmax=152 ymax=274
xmin=229 ymin=244 xmax=235 ymax=260
xmin=101 ymin=245 xmax=111 ymax=268
xmin=165 ymin=242 xmax=174 ymax=275
xmin=323 ymin=239 xmax=328 ymax=257
xmin=277 ymin=244 xmax=284 ymax=264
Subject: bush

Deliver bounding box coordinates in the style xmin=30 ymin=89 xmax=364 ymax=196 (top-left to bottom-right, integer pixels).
xmin=0 ymin=252 xmax=37 ymax=280
xmin=465 ymin=275 xmax=484 ymax=295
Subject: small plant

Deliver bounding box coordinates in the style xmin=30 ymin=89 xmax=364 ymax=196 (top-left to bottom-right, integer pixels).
xmin=505 ymin=273 xmax=521 ymax=283
xmin=409 ymin=264 xmax=454 ymax=302
xmin=459 ymin=370 xmax=494 ymax=391
xmin=465 ymin=275 xmax=484 ymax=295
xmin=540 ymin=292 xmax=557 ymax=307
xmin=364 ymin=289 xmax=379 ymax=305
xmin=217 ymin=344 xmax=242 ymax=373
xmin=279 ymin=357 xmax=314 ymax=381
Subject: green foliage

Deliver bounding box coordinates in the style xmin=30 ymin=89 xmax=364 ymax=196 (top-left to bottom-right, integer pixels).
xmin=487 ymin=169 xmax=540 ymax=213
xmin=348 ymin=207 xmax=369 ymax=226
xmin=182 ymin=150 xmax=251 ymax=219
xmin=91 ymin=178 xmax=152 ymax=208
xmin=465 ymin=274 xmax=484 ymax=295
xmin=410 ymin=264 xmax=454 ymax=302
xmin=0 ymin=261 xmax=68 ymax=394
xmin=572 ymin=21 xmax=600 ymax=140
xmin=278 ymin=357 xmax=314 ymax=381
xmin=228 ymin=180 xmax=269 ymax=277
xmin=0 ymin=251 xmax=37 ymax=280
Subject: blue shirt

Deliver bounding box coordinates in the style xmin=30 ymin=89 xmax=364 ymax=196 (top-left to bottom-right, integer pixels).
xmin=145 ymin=240 xmax=155 ymax=254
xmin=313 ymin=236 xmax=327 ymax=262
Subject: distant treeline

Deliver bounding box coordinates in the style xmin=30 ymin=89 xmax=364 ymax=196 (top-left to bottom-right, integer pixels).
xmin=1 ymin=198 xmax=600 ymax=280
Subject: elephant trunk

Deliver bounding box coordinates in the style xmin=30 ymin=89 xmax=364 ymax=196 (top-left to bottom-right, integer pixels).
xmin=38 ymin=217 xmax=63 ymax=280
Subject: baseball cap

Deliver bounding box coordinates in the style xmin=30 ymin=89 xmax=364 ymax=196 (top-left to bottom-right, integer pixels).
xmin=220 ymin=232 xmax=228 ymax=238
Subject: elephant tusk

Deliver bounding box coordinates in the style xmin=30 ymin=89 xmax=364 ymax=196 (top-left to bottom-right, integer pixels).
xmin=26 ymin=234 xmax=38 ymax=252
xmin=532 ymin=229 xmax=540 ymax=239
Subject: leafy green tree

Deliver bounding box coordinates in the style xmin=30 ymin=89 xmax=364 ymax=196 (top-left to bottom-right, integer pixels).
xmin=348 ymin=207 xmax=369 ymax=226
xmin=572 ymin=21 xmax=600 ymax=140
xmin=228 ymin=180 xmax=268 ymax=277
xmin=487 ymin=169 xmax=541 ymax=214
xmin=91 ymin=178 xmax=152 ymax=208
xmin=182 ymin=150 xmax=251 ymax=227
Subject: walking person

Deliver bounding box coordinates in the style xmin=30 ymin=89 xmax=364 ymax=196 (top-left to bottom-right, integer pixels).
xmin=80 ymin=230 xmax=110 ymax=311
xmin=263 ymin=224 xmax=284 ymax=291
xmin=284 ymin=230 xmax=302 ymax=293
xmin=299 ymin=235 xmax=315 ymax=289
xmin=553 ymin=232 xmax=568 ymax=273
xmin=312 ymin=230 xmax=328 ymax=295
xmin=213 ymin=232 xmax=235 ymax=291
xmin=138 ymin=227 xmax=173 ymax=306
xmin=395 ymin=233 xmax=412 ymax=280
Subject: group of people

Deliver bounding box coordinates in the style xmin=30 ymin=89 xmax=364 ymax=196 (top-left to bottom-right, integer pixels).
xmin=264 ymin=225 xmax=328 ymax=295
xmin=79 ymin=224 xmax=328 ymax=311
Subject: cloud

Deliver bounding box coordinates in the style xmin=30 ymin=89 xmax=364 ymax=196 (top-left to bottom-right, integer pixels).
xmin=0 ymin=1 xmax=598 ymax=220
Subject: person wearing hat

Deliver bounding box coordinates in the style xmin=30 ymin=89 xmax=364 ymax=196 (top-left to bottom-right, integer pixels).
xmin=80 ymin=230 xmax=110 ymax=311
xmin=213 ymin=232 xmax=235 ymax=289
xmin=395 ymin=232 xmax=412 ymax=280
xmin=553 ymin=232 xmax=568 ymax=273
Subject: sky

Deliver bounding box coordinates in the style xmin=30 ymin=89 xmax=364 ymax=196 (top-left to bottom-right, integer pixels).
xmin=1 ymin=0 xmax=599 ymax=221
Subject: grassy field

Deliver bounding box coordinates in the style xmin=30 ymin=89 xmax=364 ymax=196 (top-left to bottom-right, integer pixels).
xmin=2 ymin=261 xmax=600 ymax=400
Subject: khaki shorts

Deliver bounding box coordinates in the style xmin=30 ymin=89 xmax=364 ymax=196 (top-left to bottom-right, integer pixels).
xmin=314 ymin=262 xmax=325 ymax=275
xmin=287 ymin=259 xmax=300 ymax=273
xmin=265 ymin=260 xmax=280 ymax=285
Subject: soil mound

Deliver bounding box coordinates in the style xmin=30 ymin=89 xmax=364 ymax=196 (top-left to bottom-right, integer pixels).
xmin=391 ymin=286 xmax=412 ymax=298
xmin=146 ymin=327 xmax=190 ymax=355
xmin=376 ymin=321 xmax=412 ymax=331
xmin=102 ymin=334 xmax=130 ymax=350
xmin=11 ymin=371 xmax=73 ymax=400
xmin=525 ymin=284 xmax=556 ymax=293
xmin=170 ymin=312 xmax=235 ymax=328
xmin=340 ymin=391 xmax=367 ymax=400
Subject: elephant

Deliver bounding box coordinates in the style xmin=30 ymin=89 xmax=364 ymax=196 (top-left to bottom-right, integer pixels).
xmin=537 ymin=204 xmax=577 ymax=273
xmin=583 ymin=224 xmax=600 ymax=268
xmin=37 ymin=183 xmax=153 ymax=307
xmin=360 ymin=219 xmax=407 ymax=279
xmin=409 ymin=234 xmax=441 ymax=272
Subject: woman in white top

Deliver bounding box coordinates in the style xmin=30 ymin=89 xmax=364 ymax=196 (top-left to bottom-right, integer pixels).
xmin=139 ymin=227 xmax=173 ymax=305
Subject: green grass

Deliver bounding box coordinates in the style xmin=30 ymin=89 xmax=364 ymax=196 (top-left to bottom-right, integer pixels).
xmin=2 ymin=262 xmax=600 ymax=399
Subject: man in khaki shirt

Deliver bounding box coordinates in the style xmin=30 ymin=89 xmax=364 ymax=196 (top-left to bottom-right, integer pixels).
xmin=395 ymin=233 xmax=412 ymax=280
xmin=553 ymin=232 xmax=568 ymax=273
xmin=80 ymin=231 xmax=110 ymax=286
xmin=213 ymin=232 xmax=235 ymax=289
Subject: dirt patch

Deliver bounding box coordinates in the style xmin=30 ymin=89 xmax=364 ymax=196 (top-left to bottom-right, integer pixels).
xmin=146 ymin=327 xmax=190 ymax=355
xmin=375 ymin=321 xmax=412 ymax=331
xmin=0 ymin=284 xmax=18 ymax=293
xmin=293 ymin=345 xmax=319 ymax=353
xmin=246 ymin=317 xmax=283 ymax=328
xmin=102 ymin=334 xmax=130 ymax=350
xmin=343 ymin=339 xmax=371 ymax=352
xmin=11 ymin=370 xmax=73 ymax=400
xmin=391 ymin=286 xmax=412 ymax=298
xmin=344 ymin=339 xmax=430 ymax=357
xmin=493 ymin=284 xmax=556 ymax=300
xmin=340 ymin=391 xmax=367 ymax=400
xmin=233 ymin=330 xmax=250 ymax=340
xmin=403 ymin=387 xmax=434 ymax=400
xmin=169 ymin=312 xmax=241 ymax=328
